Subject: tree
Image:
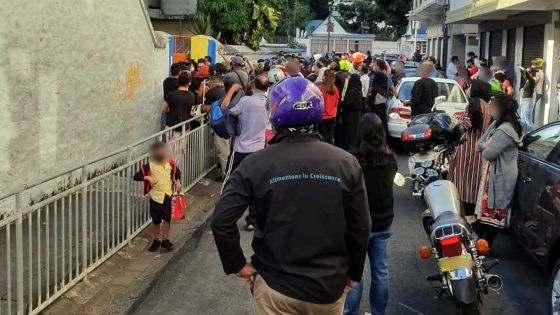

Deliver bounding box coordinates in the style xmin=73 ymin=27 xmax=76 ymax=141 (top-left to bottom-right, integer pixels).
xmin=374 ymin=0 xmax=412 ymax=39
xmin=336 ymin=0 xmax=381 ymax=34
xmin=276 ymin=0 xmax=312 ymax=39
xmin=309 ymin=0 xmax=329 ymax=19
xmin=335 ymin=0 xmax=411 ymax=40
xmin=188 ymin=11 xmax=212 ymax=36
xmin=246 ymin=1 xmax=280 ymax=49
xmin=198 ymin=0 xmax=280 ymax=50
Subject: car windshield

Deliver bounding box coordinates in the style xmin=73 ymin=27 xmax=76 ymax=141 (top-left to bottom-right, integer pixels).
xmin=398 ymin=80 xmax=467 ymax=104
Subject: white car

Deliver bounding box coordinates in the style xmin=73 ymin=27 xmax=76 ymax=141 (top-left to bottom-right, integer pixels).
xmin=386 ymin=77 xmax=468 ymax=139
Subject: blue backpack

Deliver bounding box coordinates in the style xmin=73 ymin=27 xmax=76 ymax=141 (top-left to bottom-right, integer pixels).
xmin=209 ymin=91 xmax=244 ymax=139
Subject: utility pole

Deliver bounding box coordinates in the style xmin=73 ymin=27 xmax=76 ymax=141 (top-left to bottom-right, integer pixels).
xmin=413 ymin=20 xmax=418 ymax=54
xmin=327 ymin=0 xmax=333 ymax=54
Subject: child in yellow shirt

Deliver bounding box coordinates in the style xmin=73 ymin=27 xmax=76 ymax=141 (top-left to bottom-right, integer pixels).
xmin=134 ymin=142 xmax=182 ymax=252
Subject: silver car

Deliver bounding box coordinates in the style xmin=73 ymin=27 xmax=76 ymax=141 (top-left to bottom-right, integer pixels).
xmin=387 ymin=77 xmax=468 ymax=139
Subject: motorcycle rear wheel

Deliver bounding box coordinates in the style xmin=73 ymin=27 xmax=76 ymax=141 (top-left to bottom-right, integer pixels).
xmin=459 ymin=302 xmax=481 ymax=315
xmin=422 ymin=216 xmax=433 ymax=235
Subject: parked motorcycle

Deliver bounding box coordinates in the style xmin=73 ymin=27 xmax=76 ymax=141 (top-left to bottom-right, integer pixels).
xmin=407 ymin=139 xmax=464 ymax=198
xmin=397 ymin=113 xmax=502 ymax=314
xmin=418 ymin=180 xmax=502 ymax=314
xmin=400 ymin=112 xmax=461 ymax=199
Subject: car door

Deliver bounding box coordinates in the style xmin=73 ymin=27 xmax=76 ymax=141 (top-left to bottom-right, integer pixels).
xmin=514 ymin=123 xmax=560 ymax=264
xmin=434 ymin=82 xmax=467 ymax=116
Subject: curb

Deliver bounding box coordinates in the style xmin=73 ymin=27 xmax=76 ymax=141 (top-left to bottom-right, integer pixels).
xmin=120 ymin=200 xmax=215 ymax=315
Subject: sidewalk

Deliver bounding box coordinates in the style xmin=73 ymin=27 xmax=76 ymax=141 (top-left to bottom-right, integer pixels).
xmin=42 ymin=172 xmax=222 ymax=315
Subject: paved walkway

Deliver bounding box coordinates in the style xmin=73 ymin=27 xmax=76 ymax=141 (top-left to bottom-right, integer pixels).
xmin=134 ymin=155 xmax=548 ymax=315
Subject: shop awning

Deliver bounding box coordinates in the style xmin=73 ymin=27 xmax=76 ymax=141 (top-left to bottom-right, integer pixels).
xmin=446 ymin=0 xmax=538 ymax=24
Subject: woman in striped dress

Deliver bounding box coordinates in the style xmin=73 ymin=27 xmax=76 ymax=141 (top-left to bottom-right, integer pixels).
xmin=449 ymin=80 xmax=492 ymax=223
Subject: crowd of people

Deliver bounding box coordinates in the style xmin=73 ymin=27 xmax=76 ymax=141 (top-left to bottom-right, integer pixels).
xmin=152 ymin=47 xmax=560 ymax=315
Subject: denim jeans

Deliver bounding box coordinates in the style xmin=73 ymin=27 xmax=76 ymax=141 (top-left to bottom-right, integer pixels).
xmin=520 ymin=98 xmax=534 ymax=134
xmin=343 ymin=227 xmax=392 ymax=315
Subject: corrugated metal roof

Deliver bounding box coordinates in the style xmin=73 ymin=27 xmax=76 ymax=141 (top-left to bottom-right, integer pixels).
xmin=305 ymin=20 xmax=324 ymax=35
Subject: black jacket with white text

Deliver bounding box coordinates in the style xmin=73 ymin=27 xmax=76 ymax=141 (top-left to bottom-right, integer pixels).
xmin=211 ymin=133 xmax=371 ymax=304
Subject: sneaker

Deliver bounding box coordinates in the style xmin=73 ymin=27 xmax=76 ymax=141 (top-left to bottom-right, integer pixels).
xmin=161 ymin=239 xmax=174 ymax=251
xmin=148 ymin=239 xmax=161 ymax=252
xmin=245 ymin=224 xmax=255 ymax=232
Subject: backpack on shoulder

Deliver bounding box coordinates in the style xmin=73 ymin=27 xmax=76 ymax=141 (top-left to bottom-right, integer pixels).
xmin=209 ymin=91 xmax=245 ymax=139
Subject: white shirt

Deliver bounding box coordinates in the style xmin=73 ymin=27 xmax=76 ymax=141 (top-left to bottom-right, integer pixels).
xmin=360 ymin=74 xmax=369 ymax=98
xmin=446 ymin=62 xmax=458 ymax=81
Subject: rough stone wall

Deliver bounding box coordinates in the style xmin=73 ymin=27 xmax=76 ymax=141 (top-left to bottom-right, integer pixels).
xmin=0 ymin=0 xmax=169 ymax=195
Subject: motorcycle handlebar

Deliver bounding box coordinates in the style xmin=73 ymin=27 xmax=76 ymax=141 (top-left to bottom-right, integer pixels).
xmin=452 ymin=138 xmax=467 ymax=147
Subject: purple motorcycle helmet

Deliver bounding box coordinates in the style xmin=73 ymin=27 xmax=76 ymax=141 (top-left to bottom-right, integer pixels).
xmin=267 ymin=77 xmax=324 ymax=130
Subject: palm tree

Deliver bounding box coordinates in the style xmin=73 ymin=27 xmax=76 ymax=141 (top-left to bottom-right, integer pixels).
xmin=188 ymin=11 xmax=212 ymax=36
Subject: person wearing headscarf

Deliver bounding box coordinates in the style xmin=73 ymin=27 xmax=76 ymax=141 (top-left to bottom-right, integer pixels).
xmin=448 ymin=80 xmax=493 ymax=225
xmin=370 ymin=71 xmax=390 ymax=132
xmin=341 ymin=74 xmax=363 ymax=150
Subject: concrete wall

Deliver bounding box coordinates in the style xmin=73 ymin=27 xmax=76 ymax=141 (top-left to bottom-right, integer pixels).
xmin=0 ymin=0 xmax=169 ymax=195
xmin=151 ymin=19 xmax=195 ymax=35
xmin=449 ymin=0 xmax=471 ymax=11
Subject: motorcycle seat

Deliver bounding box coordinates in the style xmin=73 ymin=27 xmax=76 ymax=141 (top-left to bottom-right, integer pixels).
xmin=432 ymin=211 xmax=467 ymax=230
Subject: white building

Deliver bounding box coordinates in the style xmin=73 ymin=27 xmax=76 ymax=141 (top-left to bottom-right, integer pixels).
xmin=409 ymin=0 xmax=478 ymax=66
xmin=400 ymin=20 xmax=429 ymax=59
xmin=296 ymin=18 xmax=400 ymax=56
xmin=446 ymin=0 xmax=560 ymax=126
xmin=144 ymin=0 xmax=197 ymax=34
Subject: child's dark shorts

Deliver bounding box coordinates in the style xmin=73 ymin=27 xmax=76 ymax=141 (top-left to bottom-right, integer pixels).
xmin=149 ymin=195 xmax=171 ymax=225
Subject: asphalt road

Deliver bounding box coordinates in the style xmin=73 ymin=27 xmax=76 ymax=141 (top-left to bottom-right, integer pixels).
xmin=134 ymin=154 xmax=548 ymax=315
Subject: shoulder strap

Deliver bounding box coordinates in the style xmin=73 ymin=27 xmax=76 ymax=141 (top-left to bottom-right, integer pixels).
xmin=141 ymin=163 xmax=151 ymax=175
xmin=233 ymin=70 xmax=246 ymax=91
xmin=169 ymin=160 xmax=178 ymax=184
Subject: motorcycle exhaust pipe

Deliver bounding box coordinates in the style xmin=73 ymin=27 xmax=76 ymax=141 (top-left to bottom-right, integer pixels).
xmin=485 ymin=274 xmax=503 ymax=291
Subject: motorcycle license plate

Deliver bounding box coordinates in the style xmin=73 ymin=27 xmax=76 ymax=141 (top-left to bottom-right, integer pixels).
xmin=438 ymin=254 xmax=474 ymax=273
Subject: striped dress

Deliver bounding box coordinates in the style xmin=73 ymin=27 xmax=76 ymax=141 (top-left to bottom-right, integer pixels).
xmin=448 ymin=100 xmax=492 ymax=205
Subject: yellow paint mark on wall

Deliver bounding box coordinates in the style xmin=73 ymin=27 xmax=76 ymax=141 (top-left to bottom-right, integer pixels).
xmin=112 ymin=77 xmax=122 ymax=99
xmin=111 ymin=61 xmax=143 ymax=101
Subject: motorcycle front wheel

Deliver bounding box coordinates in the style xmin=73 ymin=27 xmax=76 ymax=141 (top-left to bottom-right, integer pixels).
xmin=458 ymin=302 xmax=481 ymax=315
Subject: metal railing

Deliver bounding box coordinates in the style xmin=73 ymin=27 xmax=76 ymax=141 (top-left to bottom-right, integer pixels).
xmin=0 ymin=115 xmax=216 ymax=315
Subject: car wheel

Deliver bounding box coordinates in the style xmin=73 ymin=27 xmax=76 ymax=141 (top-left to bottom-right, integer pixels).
xmin=550 ymin=259 xmax=560 ymax=315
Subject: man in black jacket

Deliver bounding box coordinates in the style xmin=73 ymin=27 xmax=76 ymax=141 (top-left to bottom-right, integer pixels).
xmin=211 ymin=77 xmax=371 ymax=314
xmin=404 ymin=63 xmax=439 ymax=117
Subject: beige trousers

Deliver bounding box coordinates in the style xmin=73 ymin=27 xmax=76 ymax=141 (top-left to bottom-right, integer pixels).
xmin=253 ymin=275 xmax=346 ymax=315
xmin=213 ymin=133 xmax=231 ymax=173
